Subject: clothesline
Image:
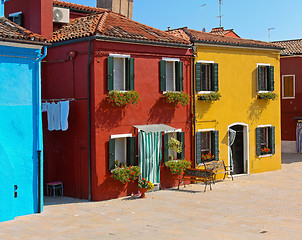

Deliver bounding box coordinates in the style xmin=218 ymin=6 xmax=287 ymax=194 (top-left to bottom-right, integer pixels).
xmin=42 ymin=98 xmax=86 ymax=103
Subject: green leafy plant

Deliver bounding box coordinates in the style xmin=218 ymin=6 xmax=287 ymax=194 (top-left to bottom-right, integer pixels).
xmin=202 ymin=152 xmax=215 ymax=161
xmin=111 ymin=165 xmax=141 ymax=184
xmin=138 ymin=178 xmax=154 ymax=190
xmin=198 ymin=92 xmax=221 ymax=102
xmin=257 ymin=92 xmax=278 ymax=100
xmin=162 ymin=91 xmax=190 ymax=106
xmin=165 ymin=159 xmax=191 ymax=175
xmin=261 ymin=147 xmax=271 ymax=154
xmin=168 ymin=137 xmax=182 ymax=155
xmin=107 ymin=90 xmax=141 ymax=107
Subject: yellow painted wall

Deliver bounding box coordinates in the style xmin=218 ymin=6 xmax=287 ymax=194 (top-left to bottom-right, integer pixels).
xmin=195 ymin=44 xmax=281 ymax=173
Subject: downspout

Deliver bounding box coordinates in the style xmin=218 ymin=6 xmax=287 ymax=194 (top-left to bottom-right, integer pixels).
xmin=192 ymin=44 xmax=196 ymax=168
xmin=35 ymin=46 xmax=47 ymax=213
xmin=87 ymin=40 xmax=92 ymax=201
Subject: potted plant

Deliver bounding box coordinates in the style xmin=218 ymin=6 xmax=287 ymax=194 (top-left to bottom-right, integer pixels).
xmin=261 ymin=147 xmax=271 ymax=154
xmin=168 ymin=137 xmax=182 ymax=159
xmin=111 ymin=164 xmax=141 ymax=184
xmin=107 ymin=90 xmax=141 ymax=107
xmin=201 ymin=153 xmax=215 ymax=161
xmin=138 ymin=178 xmax=154 ymax=198
xmin=257 ymin=92 xmax=278 ymax=100
xmin=162 ymin=91 xmax=190 ymax=106
xmin=198 ymin=92 xmax=221 ymax=102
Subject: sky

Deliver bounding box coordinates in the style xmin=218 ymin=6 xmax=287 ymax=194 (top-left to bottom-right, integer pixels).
xmin=64 ymin=0 xmax=302 ymax=42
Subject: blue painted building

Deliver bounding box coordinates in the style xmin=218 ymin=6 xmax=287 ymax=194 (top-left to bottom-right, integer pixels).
xmin=0 ymin=16 xmax=48 ymax=222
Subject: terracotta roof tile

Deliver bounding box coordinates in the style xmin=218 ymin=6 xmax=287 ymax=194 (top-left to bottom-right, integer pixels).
xmin=168 ymin=27 xmax=280 ymax=50
xmin=0 ymin=17 xmax=47 ymax=44
xmin=50 ymin=12 xmax=190 ymax=46
xmin=273 ymin=39 xmax=302 ymax=55
xmin=53 ymin=0 xmax=107 ymax=14
xmin=210 ymin=27 xmax=240 ymax=38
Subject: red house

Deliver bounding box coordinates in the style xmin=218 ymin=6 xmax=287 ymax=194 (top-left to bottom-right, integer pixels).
xmin=6 ymin=0 xmax=193 ymax=200
xmin=274 ymin=39 xmax=302 ymax=153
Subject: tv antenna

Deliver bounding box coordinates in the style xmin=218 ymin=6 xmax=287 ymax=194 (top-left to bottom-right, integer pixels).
xmin=216 ymin=0 xmax=223 ymax=27
xmin=268 ymin=27 xmax=275 ymax=42
xmin=201 ymin=4 xmax=206 ymax=30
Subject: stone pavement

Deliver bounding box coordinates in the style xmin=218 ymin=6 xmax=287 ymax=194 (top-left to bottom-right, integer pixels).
xmin=1 ymin=154 xmax=302 ymax=240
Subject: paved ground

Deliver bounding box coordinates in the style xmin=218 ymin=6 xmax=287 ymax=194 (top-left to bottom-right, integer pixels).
xmin=1 ymin=154 xmax=302 ymax=240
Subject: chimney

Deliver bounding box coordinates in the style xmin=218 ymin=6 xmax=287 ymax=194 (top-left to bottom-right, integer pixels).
xmin=5 ymin=0 xmax=53 ymax=39
xmin=97 ymin=0 xmax=133 ymax=19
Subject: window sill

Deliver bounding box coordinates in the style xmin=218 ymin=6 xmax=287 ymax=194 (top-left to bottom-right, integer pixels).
xmin=197 ymin=91 xmax=214 ymax=94
xmin=257 ymin=91 xmax=271 ymax=93
xmin=258 ymin=154 xmax=273 ymax=158
xmin=163 ymin=91 xmax=181 ymax=94
xmin=282 ymin=97 xmax=295 ymax=99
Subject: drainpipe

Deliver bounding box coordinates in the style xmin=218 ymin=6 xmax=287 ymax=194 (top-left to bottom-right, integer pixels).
xmin=35 ymin=46 xmax=47 ymax=213
xmin=192 ymin=44 xmax=197 ymax=168
xmin=87 ymin=40 xmax=92 ymax=201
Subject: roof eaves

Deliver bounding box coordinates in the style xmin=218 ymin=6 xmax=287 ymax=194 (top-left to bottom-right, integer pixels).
xmin=192 ymin=39 xmax=283 ymax=50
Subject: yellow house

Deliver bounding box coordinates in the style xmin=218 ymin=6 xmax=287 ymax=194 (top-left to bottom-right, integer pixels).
xmin=169 ymin=27 xmax=282 ymax=175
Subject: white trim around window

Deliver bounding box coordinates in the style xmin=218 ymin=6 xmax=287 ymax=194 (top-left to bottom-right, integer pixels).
xmin=257 ymin=124 xmax=272 ymax=128
xmin=282 ymin=75 xmax=295 ymax=99
xmin=197 ymin=60 xmax=215 ymax=64
xmin=198 ymin=128 xmax=216 ymax=132
xmin=110 ymin=133 xmax=132 ymax=139
xmin=109 ymin=53 xmax=131 ymax=58
xmin=257 ymin=63 xmax=271 ymax=67
xmin=164 ymin=128 xmax=182 ymax=134
xmin=162 ymin=57 xmax=180 ymax=62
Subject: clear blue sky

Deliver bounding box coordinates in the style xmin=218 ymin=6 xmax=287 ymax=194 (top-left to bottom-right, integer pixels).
xmin=65 ymin=0 xmax=302 ymax=42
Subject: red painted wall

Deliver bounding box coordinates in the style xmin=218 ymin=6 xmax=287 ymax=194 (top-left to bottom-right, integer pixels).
xmin=43 ymin=40 xmax=192 ymax=201
xmin=5 ymin=0 xmax=53 ymax=39
xmin=280 ymin=56 xmax=302 ymax=141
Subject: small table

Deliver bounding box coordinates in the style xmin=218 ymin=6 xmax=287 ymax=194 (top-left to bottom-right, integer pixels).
xmin=46 ymin=181 xmax=63 ymax=197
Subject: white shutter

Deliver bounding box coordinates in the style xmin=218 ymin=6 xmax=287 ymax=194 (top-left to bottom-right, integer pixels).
xmin=113 ymin=58 xmax=125 ymax=90
xmin=166 ymin=61 xmax=175 ymax=91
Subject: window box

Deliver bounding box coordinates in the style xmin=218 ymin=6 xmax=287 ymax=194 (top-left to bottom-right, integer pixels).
xmin=256 ymin=126 xmax=275 ymax=156
xmin=198 ymin=92 xmax=221 ymax=102
xmin=162 ymin=91 xmax=190 ymax=106
xmin=107 ymin=90 xmax=141 ymax=107
xmin=257 ymin=92 xmax=278 ymax=100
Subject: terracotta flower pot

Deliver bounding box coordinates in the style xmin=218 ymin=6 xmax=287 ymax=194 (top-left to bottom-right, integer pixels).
xmin=138 ymin=188 xmax=148 ymax=198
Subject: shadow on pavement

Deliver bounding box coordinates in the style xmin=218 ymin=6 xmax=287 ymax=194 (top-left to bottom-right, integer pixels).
xmin=44 ymin=196 xmax=89 ymax=206
xmin=164 ymin=188 xmax=203 ymax=194
xmin=282 ymin=153 xmax=302 ymax=164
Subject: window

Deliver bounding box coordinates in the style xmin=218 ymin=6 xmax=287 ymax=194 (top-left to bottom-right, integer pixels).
xmin=163 ymin=131 xmax=185 ymax=162
xmin=257 ymin=65 xmax=274 ymax=92
xmin=107 ymin=55 xmax=134 ymax=91
xmin=282 ymin=75 xmax=295 ymax=99
xmin=196 ymin=62 xmax=219 ymax=92
xmin=196 ymin=130 xmax=219 ymax=164
xmin=256 ymin=126 xmax=275 ymax=156
xmin=108 ymin=135 xmax=136 ymax=170
xmin=8 ymin=12 xmax=23 ymax=27
xmin=160 ymin=59 xmax=183 ymax=92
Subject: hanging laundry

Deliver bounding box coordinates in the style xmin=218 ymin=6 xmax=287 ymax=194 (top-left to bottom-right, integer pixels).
xmin=53 ymin=102 xmax=61 ymax=131
xmin=60 ymin=101 xmax=69 ymax=131
xmin=41 ymin=103 xmax=48 ymax=112
xmin=47 ymin=103 xmax=55 ymax=131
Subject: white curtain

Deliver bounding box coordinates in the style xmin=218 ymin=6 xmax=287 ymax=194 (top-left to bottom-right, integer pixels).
xmin=229 ymin=129 xmax=237 ymax=167
xmin=139 ymin=132 xmax=162 ymax=184
xmin=296 ymin=123 xmax=302 ymax=153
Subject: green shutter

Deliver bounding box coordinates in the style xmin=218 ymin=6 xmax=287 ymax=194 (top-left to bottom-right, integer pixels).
xmin=196 ymin=132 xmax=202 ymax=164
xmin=108 ymin=138 xmax=115 ymax=170
xmin=211 ymin=131 xmax=219 ymax=161
xmin=257 ymin=66 xmax=262 ymax=92
xmin=107 ymin=56 xmax=114 ymax=91
xmin=177 ymin=132 xmax=185 ymax=160
xmin=211 ymin=63 xmax=219 ymax=91
xmin=195 ymin=63 xmax=202 ymax=92
xmin=160 ymin=60 xmax=166 ymax=91
xmin=256 ymin=127 xmax=261 ymax=156
xmin=127 ymin=137 xmax=136 ymax=166
xmin=163 ymin=133 xmax=169 ymax=162
xmin=201 ymin=64 xmax=207 ymax=91
xmin=269 ymin=66 xmax=275 ymax=91
xmin=176 ymin=61 xmax=184 ymax=91
xmin=269 ymin=126 xmax=275 ymax=155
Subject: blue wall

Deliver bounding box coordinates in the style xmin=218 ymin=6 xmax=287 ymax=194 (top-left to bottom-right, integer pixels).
xmin=0 ymin=44 xmax=44 ymax=222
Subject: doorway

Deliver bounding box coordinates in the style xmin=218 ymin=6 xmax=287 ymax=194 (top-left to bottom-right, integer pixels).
xmin=228 ymin=123 xmax=249 ymax=175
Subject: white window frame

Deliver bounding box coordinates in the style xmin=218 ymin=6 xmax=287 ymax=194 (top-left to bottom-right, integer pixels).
xmin=282 ymin=75 xmax=295 ymax=99
xmin=257 ymin=124 xmax=273 ymax=158
xmin=110 ymin=54 xmax=131 ymax=91
xmin=162 ymin=57 xmax=180 ymax=93
xmin=197 ymin=60 xmax=215 ymax=94
xmin=110 ymin=133 xmax=132 ymax=165
xmin=257 ymin=63 xmax=271 ymax=93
